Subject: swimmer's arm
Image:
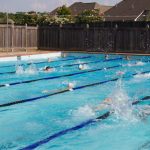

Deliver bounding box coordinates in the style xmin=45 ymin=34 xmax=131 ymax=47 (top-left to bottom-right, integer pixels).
xmin=42 ymin=87 xmax=69 ymax=94
xmin=93 ymin=104 xmax=106 ymax=111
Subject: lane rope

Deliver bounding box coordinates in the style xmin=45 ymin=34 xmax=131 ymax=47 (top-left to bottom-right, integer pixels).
xmin=20 ymin=95 xmax=150 ymax=150
xmin=0 ymin=69 xmax=150 ymax=108
xmin=0 ymin=57 xmax=122 ymax=75
xmin=0 ymin=56 xmax=92 ymax=69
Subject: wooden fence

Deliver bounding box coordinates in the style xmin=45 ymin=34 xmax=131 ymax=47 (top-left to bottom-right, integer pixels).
xmin=0 ymin=24 xmax=38 ymax=52
xmin=38 ymin=22 xmax=150 ymax=53
xmin=1 ymin=22 xmax=150 ymax=53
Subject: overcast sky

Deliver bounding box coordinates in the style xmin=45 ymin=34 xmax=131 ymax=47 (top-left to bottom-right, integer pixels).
xmin=0 ymin=0 xmax=121 ymax=12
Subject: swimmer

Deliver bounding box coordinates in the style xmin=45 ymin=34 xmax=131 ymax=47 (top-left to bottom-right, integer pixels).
xmin=116 ymin=71 xmax=125 ymax=76
xmin=48 ymin=58 xmax=51 ymax=62
xmin=94 ymin=98 xmax=112 ymax=111
xmin=43 ymin=66 xmax=54 ymax=72
xmin=68 ymin=83 xmax=74 ymax=91
xmin=138 ymin=105 xmax=150 ymax=119
xmin=125 ymin=55 xmax=130 ymax=60
xmin=61 ymin=53 xmax=67 ymax=58
xmin=105 ymin=54 xmax=109 ymax=60
xmin=78 ymin=64 xmax=87 ymax=70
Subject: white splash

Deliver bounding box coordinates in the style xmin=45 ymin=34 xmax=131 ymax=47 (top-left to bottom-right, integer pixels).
xmin=16 ymin=63 xmax=38 ymax=75
xmin=126 ymin=61 xmax=145 ymax=67
xmin=134 ymin=73 xmax=150 ymax=79
xmin=70 ymin=105 xmax=96 ymax=122
xmin=109 ymin=79 xmax=137 ymax=122
xmin=79 ymin=64 xmax=89 ymax=70
xmin=16 ymin=65 xmax=24 ymax=75
xmin=24 ymin=64 xmax=38 ymax=75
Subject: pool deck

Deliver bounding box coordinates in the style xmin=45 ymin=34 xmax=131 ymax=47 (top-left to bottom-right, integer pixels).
xmin=62 ymin=50 xmax=150 ymax=56
xmin=0 ymin=50 xmax=59 ymax=58
xmin=0 ymin=50 xmax=150 ymax=58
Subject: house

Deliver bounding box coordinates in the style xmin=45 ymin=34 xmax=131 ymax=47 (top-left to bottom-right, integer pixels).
xmin=104 ymin=0 xmax=150 ymax=21
xmin=50 ymin=2 xmax=112 ymax=16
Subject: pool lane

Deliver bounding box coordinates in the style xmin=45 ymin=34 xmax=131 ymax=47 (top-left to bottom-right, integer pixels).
xmin=0 ymin=57 xmax=122 ymax=75
xmin=20 ymin=95 xmax=150 ymax=150
xmin=0 ymin=58 xmax=122 ymax=87
xmin=0 ymin=55 xmax=92 ymax=69
xmin=0 ymin=64 xmax=150 ymax=108
xmin=0 ymin=65 xmax=150 ymax=150
xmin=0 ymin=58 xmax=149 ymax=106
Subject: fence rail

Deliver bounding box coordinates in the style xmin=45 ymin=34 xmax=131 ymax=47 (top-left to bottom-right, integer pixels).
xmin=1 ymin=22 xmax=150 ymax=53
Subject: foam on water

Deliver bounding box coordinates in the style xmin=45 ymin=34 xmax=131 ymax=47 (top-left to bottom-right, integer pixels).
xmin=109 ymin=79 xmax=137 ymax=122
xmin=134 ymin=73 xmax=150 ymax=79
xmin=126 ymin=61 xmax=145 ymax=67
xmin=16 ymin=65 xmax=24 ymax=75
xmin=24 ymin=64 xmax=38 ymax=75
xmin=16 ymin=61 xmax=38 ymax=75
xmin=70 ymin=105 xmax=96 ymax=122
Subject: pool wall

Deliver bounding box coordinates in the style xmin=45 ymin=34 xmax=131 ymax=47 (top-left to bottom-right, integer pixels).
xmin=0 ymin=52 xmax=61 ymax=62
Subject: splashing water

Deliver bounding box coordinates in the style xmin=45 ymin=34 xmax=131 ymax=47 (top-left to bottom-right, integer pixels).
xmin=24 ymin=64 xmax=38 ymax=75
xmin=16 ymin=65 xmax=24 ymax=75
xmin=134 ymin=73 xmax=150 ymax=79
xmin=62 ymin=80 xmax=76 ymax=87
xmin=126 ymin=61 xmax=145 ymax=67
xmin=70 ymin=105 xmax=96 ymax=122
xmin=109 ymin=79 xmax=137 ymax=122
xmin=79 ymin=64 xmax=89 ymax=70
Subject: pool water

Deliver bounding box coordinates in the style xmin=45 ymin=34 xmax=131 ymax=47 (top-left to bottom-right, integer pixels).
xmin=0 ymin=53 xmax=150 ymax=150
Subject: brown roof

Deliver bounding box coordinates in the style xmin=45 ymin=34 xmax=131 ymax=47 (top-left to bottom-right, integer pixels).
xmin=104 ymin=0 xmax=150 ymax=21
xmin=49 ymin=7 xmax=60 ymax=16
xmin=50 ymin=2 xmax=112 ymax=16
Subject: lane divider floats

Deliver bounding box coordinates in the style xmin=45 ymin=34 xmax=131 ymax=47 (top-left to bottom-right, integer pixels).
xmin=20 ymin=95 xmax=150 ymax=150
xmin=1 ymin=69 xmax=150 ymax=108
xmin=0 ymin=57 xmax=122 ymax=75
xmin=0 ymin=56 xmax=92 ymax=69
xmin=0 ymin=59 xmax=122 ymax=87
xmin=0 ymin=74 xmax=119 ymax=108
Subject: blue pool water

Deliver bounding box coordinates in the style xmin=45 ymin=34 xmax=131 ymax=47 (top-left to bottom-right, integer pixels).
xmin=0 ymin=53 xmax=150 ymax=150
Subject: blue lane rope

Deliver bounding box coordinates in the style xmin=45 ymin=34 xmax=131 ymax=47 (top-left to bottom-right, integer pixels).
xmin=20 ymin=95 xmax=150 ymax=150
xmin=1 ymin=69 xmax=150 ymax=108
xmin=0 ymin=73 xmax=119 ymax=108
xmin=0 ymin=58 xmax=122 ymax=87
xmin=0 ymin=57 xmax=122 ymax=75
xmin=0 ymin=56 xmax=91 ymax=69
xmin=20 ymin=112 xmax=110 ymax=150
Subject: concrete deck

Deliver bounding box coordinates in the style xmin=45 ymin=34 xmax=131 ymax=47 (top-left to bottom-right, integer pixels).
xmin=0 ymin=50 xmax=59 ymax=58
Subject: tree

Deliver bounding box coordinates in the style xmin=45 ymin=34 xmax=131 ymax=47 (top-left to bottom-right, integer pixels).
xmin=75 ymin=9 xmax=104 ymax=23
xmin=57 ymin=5 xmax=71 ymax=17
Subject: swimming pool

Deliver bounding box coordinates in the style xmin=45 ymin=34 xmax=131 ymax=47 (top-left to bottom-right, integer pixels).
xmin=0 ymin=53 xmax=150 ymax=150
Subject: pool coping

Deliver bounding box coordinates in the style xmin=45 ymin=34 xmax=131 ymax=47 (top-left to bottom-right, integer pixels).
xmin=0 ymin=51 xmax=61 ymax=62
xmin=61 ymin=50 xmax=150 ymax=56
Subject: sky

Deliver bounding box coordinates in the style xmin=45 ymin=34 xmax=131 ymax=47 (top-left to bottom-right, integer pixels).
xmin=0 ymin=0 xmax=121 ymax=12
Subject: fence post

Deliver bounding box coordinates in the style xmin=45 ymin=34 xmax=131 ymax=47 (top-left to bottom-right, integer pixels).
xmin=6 ymin=13 xmax=9 ymax=53
xmin=25 ymin=24 xmax=27 ymax=52
xmin=36 ymin=24 xmax=38 ymax=50
xmin=11 ymin=23 xmax=14 ymax=52
xmin=114 ymin=24 xmax=118 ymax=52
xmin=146 ymin=24 xmax=150 ymax=53
xmin=59 ymin=24 xmax=62 ymax=50
xmin=84 ymin=24 xmax=89 ymax=50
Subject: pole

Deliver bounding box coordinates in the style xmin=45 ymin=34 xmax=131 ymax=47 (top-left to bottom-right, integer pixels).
xmin=25 ymin=24 xmax=27 ymax=52
xmin=11 ymin=22 xmax=14 ymax=52
xmin=6 ymin=12 xmax=8 ymax=53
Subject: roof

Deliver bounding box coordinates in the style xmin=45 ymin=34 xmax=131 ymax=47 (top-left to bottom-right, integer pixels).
xmin=49 ymin=7 xmax=60 ymax=16
xmin=104 ymin=0 xmax=150 ymax=21
xmin=50 ymin=2 xmax=112 ymax=16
